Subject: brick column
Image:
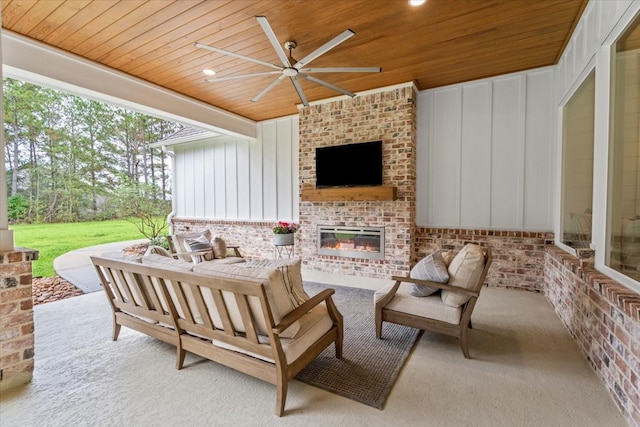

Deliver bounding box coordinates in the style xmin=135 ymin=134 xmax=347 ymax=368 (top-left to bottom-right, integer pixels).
xmin=0 ymin=248 xmax=38 ymax=392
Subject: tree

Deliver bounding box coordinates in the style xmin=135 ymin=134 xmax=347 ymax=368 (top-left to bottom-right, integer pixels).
xmin=113 ymin=183 xmax=171 ymax=243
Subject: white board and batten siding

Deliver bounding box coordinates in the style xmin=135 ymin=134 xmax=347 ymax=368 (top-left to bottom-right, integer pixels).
xmin=416 ymin=67 xmax=555 ymax=231
xmin=173 ymin=117 xmax=299 ymax=222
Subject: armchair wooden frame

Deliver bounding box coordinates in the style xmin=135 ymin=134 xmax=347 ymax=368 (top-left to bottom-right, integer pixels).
xmin=375 ymin=248 xmax=492 ymax=359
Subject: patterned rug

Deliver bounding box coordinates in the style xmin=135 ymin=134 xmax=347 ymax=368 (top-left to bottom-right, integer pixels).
xmin=296 ymin=282 xmax=421 ymax=409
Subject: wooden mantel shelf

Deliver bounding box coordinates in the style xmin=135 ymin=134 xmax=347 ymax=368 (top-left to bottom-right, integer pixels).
xmin=301 ymin=186 xmax=397 ymax=201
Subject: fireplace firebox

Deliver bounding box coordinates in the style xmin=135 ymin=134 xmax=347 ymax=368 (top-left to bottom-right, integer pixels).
xmin=317 ymin=226 xmax=384 ymax=260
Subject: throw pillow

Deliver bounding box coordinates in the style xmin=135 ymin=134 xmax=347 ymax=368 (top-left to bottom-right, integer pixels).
xmin=211 ymin=237 xmax=227 ymax=259
xmin=409 ymin=250 xmax=450 ymax=297
xmin=184 ymin=234 xmax=214 ymax=263
xmin=441 ymin=244 xmax=486 ymax=307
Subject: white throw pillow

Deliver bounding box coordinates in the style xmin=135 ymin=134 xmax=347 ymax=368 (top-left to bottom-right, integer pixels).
xmin=441 ymin=244 xmax=486 ymax=307
xmin=409 ymin=250 xmax=450 ymax=297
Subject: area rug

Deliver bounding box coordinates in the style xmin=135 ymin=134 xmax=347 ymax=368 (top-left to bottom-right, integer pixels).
xmin=295 ymin=282 xmax=421 ymax=410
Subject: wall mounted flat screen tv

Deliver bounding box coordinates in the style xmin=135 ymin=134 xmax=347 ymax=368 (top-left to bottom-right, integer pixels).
xmin=315 ymin=140 xmax=383 ymax=188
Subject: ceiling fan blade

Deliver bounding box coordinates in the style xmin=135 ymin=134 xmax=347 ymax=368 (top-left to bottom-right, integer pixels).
xmin=194 ymin=42 xmax=282 ymax=71
xmin=252 ymin=75 xmax=287 ymax=103
xmin=301 ymin=67 xmax=382 ymax=73
xmin=256 ymin=16 xmax=292 ymax=68
xmin=298 ymin=73 xmax=355 ymax=98
xmin=290 ymin=76 xmax=309 ymax=106
xmin=206 ymin=71 xmax=281 ymax=82
xmin=293 ymin=29 xmax=355 ymax=69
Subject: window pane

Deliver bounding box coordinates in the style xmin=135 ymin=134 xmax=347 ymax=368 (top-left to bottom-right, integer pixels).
xmin=561 ymin=72 xmax=595 ymax=249
xmin=607 ymin=16 xmax=640 ymax=281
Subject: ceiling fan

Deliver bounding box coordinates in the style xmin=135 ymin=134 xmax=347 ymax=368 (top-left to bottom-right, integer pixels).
xmin=194 ymin=15 xmax=381 ymax=106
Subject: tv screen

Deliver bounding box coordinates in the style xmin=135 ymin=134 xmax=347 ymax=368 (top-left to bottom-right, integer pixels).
xmin=315 ymin=141 xmax=383 ymax=188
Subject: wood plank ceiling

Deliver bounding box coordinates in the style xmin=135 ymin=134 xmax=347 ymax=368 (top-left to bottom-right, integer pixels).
xmin=2 ymin=0 xmax=587 ymax=122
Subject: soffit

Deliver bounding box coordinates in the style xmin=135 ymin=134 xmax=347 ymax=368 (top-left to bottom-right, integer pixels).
xmin=2 ymin=0 xmax=587 ymax=122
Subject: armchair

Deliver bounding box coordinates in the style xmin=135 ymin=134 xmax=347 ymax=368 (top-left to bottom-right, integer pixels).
xmin=375 ymin=244 xmax=492 ymax=359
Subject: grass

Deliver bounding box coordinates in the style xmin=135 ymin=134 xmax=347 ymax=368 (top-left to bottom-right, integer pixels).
xmin=12 ymin=220 xmax=150 ymax=278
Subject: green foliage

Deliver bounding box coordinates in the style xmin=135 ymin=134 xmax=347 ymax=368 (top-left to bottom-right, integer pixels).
xmin=113 ymin=183 xmax=170 ymax=241
xmin=3 ymin=77 xmax=181 ymax=224
xmin=7 ymin=194 xmax=29 ymax=221
xmin=12 ymin=220 xmax=149 ymax=278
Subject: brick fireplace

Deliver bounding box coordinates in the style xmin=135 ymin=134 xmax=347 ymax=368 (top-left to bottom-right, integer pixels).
xmin=298 ymin=86 xmax=417 ymax=279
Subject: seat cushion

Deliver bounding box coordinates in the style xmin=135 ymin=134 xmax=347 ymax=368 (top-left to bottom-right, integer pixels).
xmin=441 ymin=244 xmax=486 ymax=308
xmin=375 ymin=282 xmax=462 ymax=324
xmin=211 ymin=303 xmax=334 ymax=364
xmin=239 ymin=258 xmax=309 ymax=306
xmin=193 ymin=261 xmax=304 ymax=338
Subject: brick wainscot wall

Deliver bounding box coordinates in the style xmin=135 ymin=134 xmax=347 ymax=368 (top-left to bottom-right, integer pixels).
xmin=545 ymin=247 xmax=640 ymax=425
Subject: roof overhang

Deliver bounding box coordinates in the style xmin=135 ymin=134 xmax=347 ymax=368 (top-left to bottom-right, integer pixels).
xmin=1 ymin=30 xmax=257 ymax=140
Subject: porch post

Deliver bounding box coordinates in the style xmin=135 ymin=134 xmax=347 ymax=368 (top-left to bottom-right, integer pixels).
xmin=0 ymin=24 xmax=14 ymax=251
xmin=0 ymin=21 xmax=37 ymax=393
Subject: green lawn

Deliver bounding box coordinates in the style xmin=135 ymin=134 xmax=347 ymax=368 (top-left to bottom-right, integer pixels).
xmin=12 ymin=220 xmax=149 ymax=278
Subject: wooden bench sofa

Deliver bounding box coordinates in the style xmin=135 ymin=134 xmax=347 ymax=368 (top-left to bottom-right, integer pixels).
xmin=91 ymin=254 xmax=343 ymax=416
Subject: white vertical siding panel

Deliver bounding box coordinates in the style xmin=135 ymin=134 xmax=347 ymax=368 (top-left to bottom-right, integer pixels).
xmin=236 ymin=139 xmax=251 ymax=219
xmin=174 ymin=147 xmax=187 ymax=217
xmin=183 ymin=148 xmax=196 ymax=217
xmin=203 ymin=145 xmax=215 ymax=217
xmin=416 ymin=91 xmax=430 ymax=226
xmin=574 ymin=22 xmax=586 ymax=72
xmin=249 ymin=130 xmax=264 ymax=220
xmin=193 ymin=144 xmax=205 ymax=218
xmin=225 ymin=139 xmax=238 ymax=218
xmin=460 ymin=82 xmax=492 ymax=227
xmin=430 ymin=88 xmax=462 ymax=226
xmin=262 ymin=121 xmax=278 ymax=220
xmin=491 ymin=76 xmax=524 ymax=228
xmin=291 ymin=119 xmax=300 ymax=221
xmin=213 ymin=141 xmax=226 ymax=218
xmin=524 ymin=70 xmax=554 ymax=230
xmin=276 ymin=119 xmax=293 ymax=220
xmin=565 ymin=43 xmax=575 ymax=91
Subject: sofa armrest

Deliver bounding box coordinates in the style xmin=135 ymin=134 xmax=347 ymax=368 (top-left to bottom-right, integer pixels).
xmin=226 ymin=245 xmax=242 ymax=258
xmin=390 ymin=275 xmax=480 ymax=298
xmin=272 ymin=289 xmax=338 ymax=336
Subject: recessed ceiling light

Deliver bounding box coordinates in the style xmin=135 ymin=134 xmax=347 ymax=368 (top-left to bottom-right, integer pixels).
xmin=409 ymin=0 xmax=426 ymax=6
xmin=202 ymin=69 xmax=216 ymax=76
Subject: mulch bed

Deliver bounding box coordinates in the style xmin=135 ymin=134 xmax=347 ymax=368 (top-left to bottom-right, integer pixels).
xmin=32 ymin=242 xmax=149 ymax=306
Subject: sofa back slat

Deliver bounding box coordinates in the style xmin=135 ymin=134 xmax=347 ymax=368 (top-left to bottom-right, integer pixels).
xmin=94 ymin=262 xmax=174 ymax=325
xmin=211 ymin=289 xmax=236 ymax=334
xmin=235 ymin=294 xmax=259 ymax=344
xmin=92 ymin=256 xmax=280 ymax=361
xmin=186 ymin=283 xmax=215 ymax=330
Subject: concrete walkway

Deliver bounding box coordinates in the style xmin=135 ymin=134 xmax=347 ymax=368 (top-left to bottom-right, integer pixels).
xmin=53 ymin=239 xmax=148 ymax=293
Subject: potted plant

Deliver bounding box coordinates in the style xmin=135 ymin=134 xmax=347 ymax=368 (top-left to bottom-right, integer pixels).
xmin=273 ymin=221 xmax=299 ymax=246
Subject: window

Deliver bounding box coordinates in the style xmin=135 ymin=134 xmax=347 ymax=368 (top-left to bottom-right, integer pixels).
xmin=561 ymin=72 xmax=595 ymax=250
xmin=607 ymin=16 xmax=640 ymax=282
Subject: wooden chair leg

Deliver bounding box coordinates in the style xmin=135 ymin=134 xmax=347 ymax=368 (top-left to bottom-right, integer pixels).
xmin=460 ymin=327 xmax=471 ymax=359
xmin=335 ymin=330 xmax=343 ymax=359
xmin=112 ymin=320 xmax=121 ymax=341
xmin=375 ymin=311 xmax=383 ymax=339
xmin=275 ymin=376 xmax=287 ymax=417
xmin=176 ymin=346 xmax=186 ymax=370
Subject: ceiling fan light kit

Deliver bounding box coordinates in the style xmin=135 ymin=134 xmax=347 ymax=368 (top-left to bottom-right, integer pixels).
xmin=195 ymin=15 xmax=381 ymax=107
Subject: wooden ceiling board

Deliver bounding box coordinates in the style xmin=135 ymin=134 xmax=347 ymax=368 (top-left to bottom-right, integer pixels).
xmin=2 ymin=0 xmax=588 ymax=122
